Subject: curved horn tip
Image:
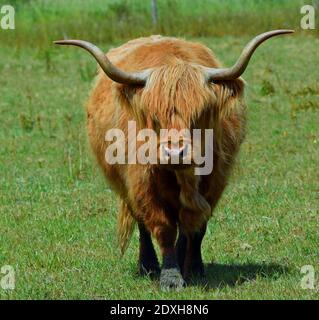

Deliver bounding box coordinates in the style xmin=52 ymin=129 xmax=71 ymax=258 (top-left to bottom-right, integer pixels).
xmin=275 ymin=29 xmax=295 ymax=33
xmin=54 ymin=40 xmax=68 ymax=45
xmin=266 ymin=29 xmax=295 ymax=36
xmin=279 ymin=29 xmax=295 ymax=34
xmin=54 ymin=40 xmax=76 ymax=45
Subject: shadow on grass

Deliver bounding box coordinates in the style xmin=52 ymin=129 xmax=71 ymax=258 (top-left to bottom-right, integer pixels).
xmin=188 ymin=262 xmax=289 ymax=289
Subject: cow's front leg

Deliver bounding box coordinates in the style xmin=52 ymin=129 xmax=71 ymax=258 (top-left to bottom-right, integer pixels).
xmin=138 ymin=222 xmax=160 ymax=277
xmin=160 ymin=247 xmax=185 ymax=291
xmin=177 ymin=223 xmax=207 ymax=280
xmin=176 ymin=229 xmax=187 ymax=274
xmin=146 ymin=216 xmax=185 ymax=291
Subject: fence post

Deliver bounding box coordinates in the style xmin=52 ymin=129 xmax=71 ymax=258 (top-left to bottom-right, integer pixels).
xmin=151 ymin=0 xmax=158 ymax=26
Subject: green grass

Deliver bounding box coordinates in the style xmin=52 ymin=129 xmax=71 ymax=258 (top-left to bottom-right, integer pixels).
xmin=0 ymin=32 xmax=318 ymax=299
xmin=1 ymin=0 xmax=319 ymax=299
xmin=1 ymin=0 xmax=318 ymax=48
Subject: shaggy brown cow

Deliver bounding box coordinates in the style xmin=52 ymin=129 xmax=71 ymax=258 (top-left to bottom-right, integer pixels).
xmin=55 ymin=30 xmax=293 ymax=290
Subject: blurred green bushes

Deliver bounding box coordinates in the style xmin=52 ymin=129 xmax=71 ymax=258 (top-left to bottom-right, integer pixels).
xmin=0 ymin=0 xmax=317 ymax=48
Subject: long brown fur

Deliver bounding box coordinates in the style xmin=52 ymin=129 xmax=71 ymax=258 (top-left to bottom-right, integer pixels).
xmin=86 ymin=35 xmax=246 ymax=254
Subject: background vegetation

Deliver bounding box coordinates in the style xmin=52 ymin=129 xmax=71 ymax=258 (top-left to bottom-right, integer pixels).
xmin=0 ymin=0 xmax=318 ymax=299
xmin=1 ymin=0 xmax=319 ymax=48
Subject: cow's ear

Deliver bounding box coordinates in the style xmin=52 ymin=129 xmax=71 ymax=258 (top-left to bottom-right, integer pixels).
xmin=215 ymin=78 xmax=245 ymax=106
xmin=224 ymin=77 xmax=245 ymax=99
xmin=114 ymin=83 xmax=142 ymax=111
xmin=116 ymin=84 xmax=137 ymax=101
xmin=215 ymin=78 xmax=245 ymax=114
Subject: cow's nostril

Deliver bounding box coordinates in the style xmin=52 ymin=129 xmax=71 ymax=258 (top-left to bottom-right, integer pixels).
xmin=163 ymin=144 xmax=188 ymax=160
xmin=180 ymin=144 xmax=188 ymax=159
xmin=163 ymin=145 xmax=171 ymax=158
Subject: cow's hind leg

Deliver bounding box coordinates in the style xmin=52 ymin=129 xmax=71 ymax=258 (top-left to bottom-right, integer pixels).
xmin=138 ymin=222 xmax=160 ymax=277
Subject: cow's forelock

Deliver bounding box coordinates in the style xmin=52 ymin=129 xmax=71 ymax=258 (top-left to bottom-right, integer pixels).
xmin=139 ymin=63 xmax=216 ymax=130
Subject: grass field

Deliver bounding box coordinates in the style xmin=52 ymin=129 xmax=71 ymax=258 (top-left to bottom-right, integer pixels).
xmin=0 ymin=0 xmax=319 ymax=300
xmin=1 ymin=32 xmax=318 ymax=299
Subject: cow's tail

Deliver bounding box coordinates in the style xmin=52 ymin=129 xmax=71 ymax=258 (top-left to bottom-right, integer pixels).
xmin=117 ymin=201 xmax=136 ymax=255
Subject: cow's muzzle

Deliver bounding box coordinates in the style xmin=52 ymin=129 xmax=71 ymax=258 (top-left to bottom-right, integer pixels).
xmin=160 ymin=141 xmax=192 ymax=165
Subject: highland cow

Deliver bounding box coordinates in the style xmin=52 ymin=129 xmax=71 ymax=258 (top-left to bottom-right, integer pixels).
xmin=55 ymin=29 xmax=293 ymax=290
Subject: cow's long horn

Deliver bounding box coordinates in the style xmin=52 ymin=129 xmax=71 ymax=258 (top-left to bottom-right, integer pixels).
xmin=54 ymin=40 xmax=149 ymax=85
xmin=204 ymin=29 xmax=294 ymax=82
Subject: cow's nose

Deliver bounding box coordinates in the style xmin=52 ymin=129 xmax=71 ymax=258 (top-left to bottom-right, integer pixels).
xmin=163 ymin=144 xmax=188 ymax=162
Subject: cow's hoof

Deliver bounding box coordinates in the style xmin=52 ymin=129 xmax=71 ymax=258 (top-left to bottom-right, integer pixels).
xmin=160 ymin=268 xmax=185 ymax=291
